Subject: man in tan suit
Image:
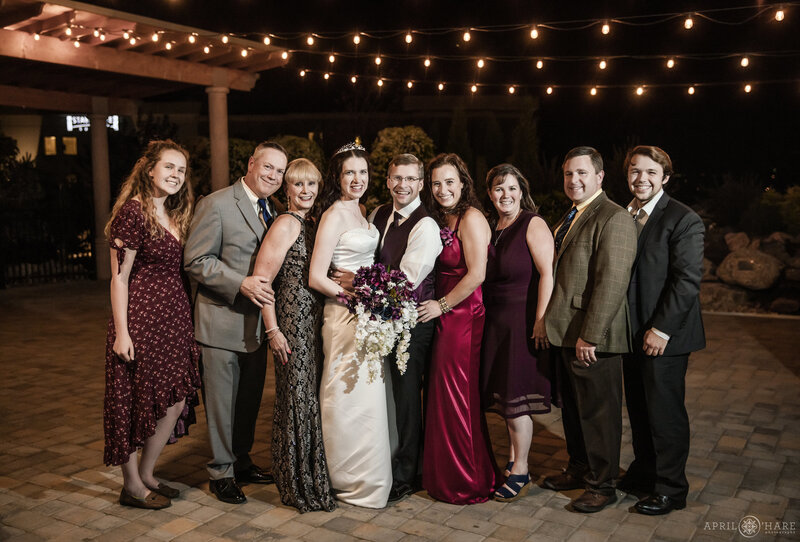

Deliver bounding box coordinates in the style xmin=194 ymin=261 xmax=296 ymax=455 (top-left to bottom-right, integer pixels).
xmin=185 ymin=141 xmax=287 ymax=504
xmin=542 ymin=146 xmax=637 ymax=513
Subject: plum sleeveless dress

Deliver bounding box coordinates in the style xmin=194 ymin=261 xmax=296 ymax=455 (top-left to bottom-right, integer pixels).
xmin=103 ymin=200 xmax=201 ymax=466
xmin=481 ymin=210 xmax=554 ymax=418
xmin=422 ymin=215 xmax=496 ymax=504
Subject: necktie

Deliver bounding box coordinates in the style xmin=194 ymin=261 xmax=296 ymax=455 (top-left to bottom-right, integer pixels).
xmin=633 ymin=208 xmax=648 ymax=235
xmin=390 ymin=211 xmax=403 ymax=229
xmin=554 ymin=207 xmax=578 ymax=253
xmin=257 ymin=198 xmax=273 ymax=229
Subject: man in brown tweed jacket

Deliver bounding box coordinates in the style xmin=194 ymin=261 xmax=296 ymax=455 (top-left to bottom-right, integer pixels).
xmin=542 ymin=146 xmax=637 ymax=513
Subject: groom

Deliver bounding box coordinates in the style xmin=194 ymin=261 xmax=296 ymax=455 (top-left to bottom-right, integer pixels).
xmin=333 ymin=153 xmax=442 ymax=502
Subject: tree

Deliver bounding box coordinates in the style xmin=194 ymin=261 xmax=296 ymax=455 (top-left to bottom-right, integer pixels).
xmin=368 ymin=126 xmax=436 ymax=206
xmin=271 ymin=134 xmax=325 ymax=173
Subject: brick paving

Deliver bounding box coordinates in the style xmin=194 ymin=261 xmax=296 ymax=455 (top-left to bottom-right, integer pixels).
xmin=0 ymin=282 xmax=798 ymax=541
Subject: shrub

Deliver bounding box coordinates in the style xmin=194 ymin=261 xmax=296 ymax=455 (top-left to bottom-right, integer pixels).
xmin=368 ymin=126 xmax=436 ymax=206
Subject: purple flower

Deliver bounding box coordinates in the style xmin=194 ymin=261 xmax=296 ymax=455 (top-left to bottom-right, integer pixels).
xmin=342 ymin=263 xmax=416 ymax=321
xmin=440 ymin=227 xmax=454 ymax=246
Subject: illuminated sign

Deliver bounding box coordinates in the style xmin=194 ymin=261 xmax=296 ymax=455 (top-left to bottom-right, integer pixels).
xmin=66 ymin=115 xmax=120 ymax=132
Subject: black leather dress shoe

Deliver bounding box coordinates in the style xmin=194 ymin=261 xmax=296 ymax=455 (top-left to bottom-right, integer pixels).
xmin=542 ymin=470 xmax=586 ymax=491
xmin=234 ymin=465 xmax=275 ymax=485
xmin=634 ymin=494 xmax=686 ymax=515
xmin=387 ymin=483 xmax=414 ymax=503
xmin=210 ymin=478 xmax=246 ymax=504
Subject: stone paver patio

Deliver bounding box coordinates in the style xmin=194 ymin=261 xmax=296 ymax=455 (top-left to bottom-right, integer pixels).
xmin=0 ymin=282 xmax=798 ymax=541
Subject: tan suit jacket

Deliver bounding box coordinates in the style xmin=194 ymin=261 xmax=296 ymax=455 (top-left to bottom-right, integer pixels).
xmin=545 ymin=191 xmax=638 ymax=353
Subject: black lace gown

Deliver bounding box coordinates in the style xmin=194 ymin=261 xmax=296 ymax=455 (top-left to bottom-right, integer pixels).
xmin=272 ymin=212 xmax=336 ymax=512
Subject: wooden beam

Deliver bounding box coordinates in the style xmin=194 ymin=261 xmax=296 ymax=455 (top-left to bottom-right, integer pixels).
xmin=15 ymin=9 xmax=73 ymax=34
xmin=0 ymin=2 xmax=44 ymax=27
xmin=240 ymin=52 xmax=288 ymax=73
xmin=0 ymin=27 xmax=258 ymax=91
xmin=0 ymin=83 xmax=138 ymax=116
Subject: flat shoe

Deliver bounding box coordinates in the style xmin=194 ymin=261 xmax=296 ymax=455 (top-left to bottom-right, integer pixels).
xmin=119 ymin=488 xmax=171 ymax=509
xmin=148 ymin=482 xmax=180 ymax=499
xmin=494 ymin=473 xmax=531 ymax=502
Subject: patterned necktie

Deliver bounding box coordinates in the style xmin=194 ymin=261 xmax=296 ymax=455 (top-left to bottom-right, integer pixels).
xmin=257 ymin=198 xmax=273 ymax=229
xmin=554 ymin=207 xmax=578 ymax=253
xmin=632 ymin=207 xmax=648 ymax=235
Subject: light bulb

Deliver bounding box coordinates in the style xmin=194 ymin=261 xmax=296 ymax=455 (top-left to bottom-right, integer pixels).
xmin=405 ymin=33 xmax=413 ymax=44
xmin=688 ymin=86 xmax=695 ymax=95
xmin=329 ymin=54 xmax=335 ymax=63
xmin=241 ymin=49 xmax=248 ymax=57
xmin=424 ymin=58 xmax=431 ymax=67
xmin=546 ymin=86 xmax=553 ymax=95
xmin=93 ymin=29 xmax=100 ymax=38
xmin=463 ymin=31 xmax=471 ymax=42
xmin=601 ymin=23 xmax=610 ymax=35
xmin=65 ymin=27 xmax=72 ymax=36
xmin=99 ymin=32 xmax=106 ymax=41
xmin=263 ymin=36 xmax=271 ymax=45
xmin=471 ymin=84 xmax=477 ymax=93
xmin=407 ymin=81 xmax=413 ymax=88
xmin=744 ymin=84 xmax=752 ymax=93
xmin=306 ymin=36 xmax=314 ymax=46
xmin=590 ymin=87 xmax=598 ymax=96
xmin=536 ymin=59 xmax=544 ymax=69
xmin=775 ymin=9 xmax=785 ymax=21
xmin=378 ymin=79 xmax=384 ymax=87
xmin=33 ymin=33 xmax=40 ymax=40
xmin=530 ymin=27 xmax=539 ymax=39
xmin=508 ymin=86 xmax=515 ymax=94
xmin=477 ymin=59 xmax=484 ymax=68
xmin=375 ymin=56 xmax=381 ymax=65
xmin=129 ymin=37 xmax=136 ymax=45
xmin=203 ymin=46 xmax=210 ymax=54
xmin=123 ymin=31 xmax=130 ymax=40
xmin=599 ymin=60 xmax=607 ymax=70
xmin=189 ymin=34 xmax=196 ymax=44
xmin=281 ymin=51 xmax=288 ymax=59
xmin=73 ymin=39 xmax=80 ymax=48
xmin=351 ymin=76 xmax=357 ymax=83
xmin=323 ymin=73 xmax=329 ymax=80
xmin=151 ymin=33 xmax=159 ymax=42
xmin=684 ymin=17 xmax=694 ymax=29
xmin=438 ymin=83 xmax=444 ymax=91
xmin=221 ymin=35 xmax=229 ymax=44
xmin=353 ymin=34 xmax=360 ymax=44
xmin=667 ymin=58 xmax=675 ymax=68
xmin=300 ymin=70 xmax=306 ymax=77
xmin=636 ymin=86 xmax=644 ymax=96
xmin=165 ymin=42 xmax=172 ymax=50
xmin=740 ymin=56 xmax=749 ymax=67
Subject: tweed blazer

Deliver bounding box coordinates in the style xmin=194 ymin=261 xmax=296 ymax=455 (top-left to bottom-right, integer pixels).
xmin=545 ymin=191 xmax=638 ymax=353
xmin=184 ymin=181 xmax=268 ymax=353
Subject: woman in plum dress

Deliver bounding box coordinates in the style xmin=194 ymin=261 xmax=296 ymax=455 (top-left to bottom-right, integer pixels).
xmin=252 ymin=158 xmax=337 ymax=513
xmin=103 ymin=139 xmax=201 ymax=510
xmin=480 ymin=164 xmax=555 ymax=502
xmin=417 ymin=153 xmax=496 ymax=504
xmin=309 ymin=143 xmax=392 ymax=508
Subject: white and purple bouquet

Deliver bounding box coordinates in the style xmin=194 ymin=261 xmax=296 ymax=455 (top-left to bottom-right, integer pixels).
xmin=337 ymin=263 xmax=418 ymax=383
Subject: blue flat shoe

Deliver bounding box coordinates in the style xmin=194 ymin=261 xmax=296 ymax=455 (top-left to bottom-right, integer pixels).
xmin=494 ymin=473 xmax=531 ymax=502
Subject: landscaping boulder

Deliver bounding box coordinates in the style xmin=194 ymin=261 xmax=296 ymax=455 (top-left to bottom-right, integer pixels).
xmin=760 ymin=232 xmax=792 ymax=263
xmin=716 ymin=249 xmax=783 ymax=290
xmin=700 ymin=283 xmax=752 ymax=312
xmin=724 ymin=232 xmax=750 ymax=252
xmin=702 ymin=258 xmax=717 ymax=282
xmin=785 ymin=268 xmax=800 ymax=282
xmin=769 ymin=298 xmax=800 ymax=314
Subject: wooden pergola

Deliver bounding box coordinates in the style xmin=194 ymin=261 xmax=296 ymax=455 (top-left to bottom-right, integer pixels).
xmin=0 ymin=0 xmax=287 ymax=278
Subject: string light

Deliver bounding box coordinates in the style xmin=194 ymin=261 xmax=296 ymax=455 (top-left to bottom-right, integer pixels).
xmin=546 ymin=86 xmax=554 ymax=94
xmin=323 ymin=73 xmax=329 ymax=80
xmin=405 ymin=33 xmax=413 ymax=44
xmin=477 ymin=58 xmax=485 ymax=68
xmin=306 ymin=36 xmax=314 ymax=46
xmin=353 ymin=34 xmax=361 ymax=44
xmin=463 ymin=31 xmax=471 ymax=42
xmin=599 ymin=59 xmax=607 ymax=70
xmin=241 ymin=49 xmax=248 ymax=57
xmin=123 ymin=30 xmax=130 ymax=39
xmin=151 ymin=32 xmax=159 ymax=42
xmin=33 ymin=33 xmax=40 ymax=40
xmin=378 ymin=79 xmax=384 ymax=87
xmin=188 ymin=34 xmax=196 ymax=44
xmin=688 ymin=86 xmax=695 ymax=94
xmin=775 ymin=9 xmax=785 ymax=21
xmin=407 ymin=81 xmax=413 ymax=88
xmin=508 ymin=85 xmax=516 ymax=94
xmin=601 ymin=22 xmax=610 ymax=35
xmin=263 ymin=36 xmax=271 ymax=45
xmin=590 ymin=87 xmax=598 ymax=95
xmin=684 ymin=16 xmax=694 ymax=29
xmin=65 ymin=27 xmax=72 ymax=36
xmin=375 ymin=56 xmax=382 ymax=65
xmin=99 ymin=32 xmax=106 ymax=41
xmin=667 ymin=58 xmax=675 ymax=69
xmin=438 ymin=83 xmax=445 ymax=91
xmin=129 ymin=37 xmax=136 ymax=45
xmin=300 ymin=69 xmax=306 ymax=77
xmin=744 ymin=83 xmax=752 ymax=92
xmin=351 ymin=75 xmax=357 ymax=83
xmin=530 ymin=27 xmax=539 ymax=39
xmin=636 ymin=86 xmax=645 ymax=95
xmin=93 ymin=29 xmax=100 ymax=38
xmin=329 ymin=54 xmax=335 ymax=63
xmin=471 ymin=84 xmax=478 ymax=93
xmin=73 ymin=39 xmax=80 ymax=48
xmin=203 ymin=45 xmax=210 ymax=54
xmin=165 ymin=42 xmax=172 ymax=50
xmin=740 ymin=56 xmax=749 ymax=67
xmin=424 ymin=58 xmax=431 ymax=67
xmin=221 ymin=35 xmax=229 ymax=44
xmin=536 ymin=59 xmax=544 ymax=69
xmin=281 ymin=51 xmax=289 ymax=59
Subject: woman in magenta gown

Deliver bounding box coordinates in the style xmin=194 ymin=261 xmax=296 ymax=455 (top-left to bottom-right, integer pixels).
xmin=417 ymin=153 xmax=496 ymax=504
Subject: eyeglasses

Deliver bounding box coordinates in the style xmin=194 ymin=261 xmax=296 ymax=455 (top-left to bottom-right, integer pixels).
xmin=388 ymin=175 xmax=421 ymax=183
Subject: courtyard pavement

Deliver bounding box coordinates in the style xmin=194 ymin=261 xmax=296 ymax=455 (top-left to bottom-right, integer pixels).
xmin=0 ymin=282 xmax=798 ymax=542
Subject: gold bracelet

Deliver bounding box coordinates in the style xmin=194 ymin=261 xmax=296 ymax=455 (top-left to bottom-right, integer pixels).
xmin=438 ymin=297 xmax=452 ymax=314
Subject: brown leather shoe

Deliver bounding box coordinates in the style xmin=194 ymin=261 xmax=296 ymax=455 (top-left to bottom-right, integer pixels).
xmin=147 ymin=482 xmax=180 ymax=499
xmin=119 ymin=488 xmax=171 ymax=509
xmin=571 ymin=489 xmax=617 ymax=513
xmin=542 ymin=470 xmax=586 ymax=491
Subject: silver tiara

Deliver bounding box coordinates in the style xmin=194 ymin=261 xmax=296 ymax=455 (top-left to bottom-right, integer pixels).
xmin=333 ymin=141 xmax=366 ymax=156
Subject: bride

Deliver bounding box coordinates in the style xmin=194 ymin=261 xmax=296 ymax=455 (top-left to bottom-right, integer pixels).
xmin=308 ymin=142 xmax=392 ymax=508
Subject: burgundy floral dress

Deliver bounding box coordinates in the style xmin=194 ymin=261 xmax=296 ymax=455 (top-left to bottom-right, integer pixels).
xmin=103 ymin=200 xmax=201 ymax=466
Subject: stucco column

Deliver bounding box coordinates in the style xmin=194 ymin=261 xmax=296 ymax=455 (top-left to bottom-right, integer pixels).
xmin=90 ymin=99 xmax=111 ymax=280
xmin=206 ymin=86 xmax=230 ymax=192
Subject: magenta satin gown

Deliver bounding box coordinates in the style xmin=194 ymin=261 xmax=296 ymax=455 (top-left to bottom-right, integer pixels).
xmin=422 ymin=217 xmax=497 ymax=504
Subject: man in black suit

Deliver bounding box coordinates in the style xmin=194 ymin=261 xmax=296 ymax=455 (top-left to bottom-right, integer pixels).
xmin=619 ymin=145 xmax=705 ymax=515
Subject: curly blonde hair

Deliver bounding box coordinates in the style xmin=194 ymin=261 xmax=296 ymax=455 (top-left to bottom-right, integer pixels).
xmin=105 ymin=139 xmax=194 ymax=243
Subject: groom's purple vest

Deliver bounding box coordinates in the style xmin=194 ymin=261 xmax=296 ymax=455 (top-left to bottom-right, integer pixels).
xmin=373 ymin=203 xmax=435 ymax=302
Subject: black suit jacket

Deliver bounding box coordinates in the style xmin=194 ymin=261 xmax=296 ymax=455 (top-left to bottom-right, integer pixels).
xmin=628 ymin=192 xmax=706 ymax=356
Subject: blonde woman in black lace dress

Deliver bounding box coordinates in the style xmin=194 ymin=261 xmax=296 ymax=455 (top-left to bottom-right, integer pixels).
xmin=252 ymin=158 xmax=336 ymax=512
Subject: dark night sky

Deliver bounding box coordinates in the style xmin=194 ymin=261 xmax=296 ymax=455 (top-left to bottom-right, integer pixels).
xmin=81 ymin=1 xmax=799 ymax=186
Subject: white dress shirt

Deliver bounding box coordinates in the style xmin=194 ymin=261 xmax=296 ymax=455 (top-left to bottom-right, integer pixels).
xmin=240 ymin=178 xmax=273 ymax=219
xmin=368 ymin=197 xmax=443 ymax=288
